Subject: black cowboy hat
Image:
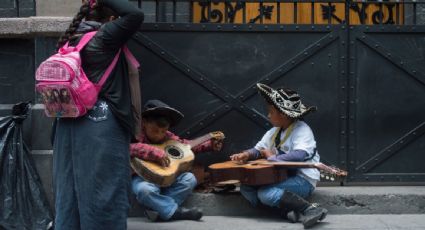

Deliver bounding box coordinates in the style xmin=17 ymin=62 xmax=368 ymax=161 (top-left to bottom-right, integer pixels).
xmin=256 ymin=83 xmax=317 ymax=118
xmin=142 ymin=99 xmax=184 ymax=126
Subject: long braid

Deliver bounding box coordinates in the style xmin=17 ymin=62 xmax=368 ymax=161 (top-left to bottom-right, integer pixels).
xmin=56 ymin=3 xmax=90 ymax=49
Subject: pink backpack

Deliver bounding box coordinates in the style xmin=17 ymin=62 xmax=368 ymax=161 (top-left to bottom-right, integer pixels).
xmin=35 ymin=31 xmax=139 ymax=118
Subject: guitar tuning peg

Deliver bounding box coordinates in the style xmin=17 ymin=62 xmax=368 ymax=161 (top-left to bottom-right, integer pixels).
xmin=320 ymin=174 xmax=324 ymax=178
xmin=330 ymin=177 xmax=335 ymax=181
xmin=325 ymin=175 xmax=330 ymax=180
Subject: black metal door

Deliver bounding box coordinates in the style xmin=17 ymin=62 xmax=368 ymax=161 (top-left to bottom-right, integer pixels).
xmin=129 ymin=24 xmax=349 ymax=173
xmin=347 ymin=25 xmax=425 ymax=183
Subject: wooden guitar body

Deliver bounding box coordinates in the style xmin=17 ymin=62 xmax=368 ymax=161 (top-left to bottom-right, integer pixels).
xmin=130 ymin=140 xmax=194 ymax=187
xmin=208 ymin=160 xmax=288 ymax=186
xmin=130 ymin=131 xmax=225 ymax=187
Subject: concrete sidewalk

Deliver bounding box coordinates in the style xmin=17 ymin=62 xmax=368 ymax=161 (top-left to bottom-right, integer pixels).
xmin=129 ymin=186 xmax=425 ymax=217
xmin=127 ymin=215 xmax=425 ymax=230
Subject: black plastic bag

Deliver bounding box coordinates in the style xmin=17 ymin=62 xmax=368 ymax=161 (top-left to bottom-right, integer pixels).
xmin=0 ymin=102 xmax=53 ymax=230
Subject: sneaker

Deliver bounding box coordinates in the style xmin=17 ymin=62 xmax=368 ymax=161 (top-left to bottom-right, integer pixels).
xmin=301 ymin=204 xmax=328 ymax=228
xmin=171 ymin=207 xmax=203 ymax=221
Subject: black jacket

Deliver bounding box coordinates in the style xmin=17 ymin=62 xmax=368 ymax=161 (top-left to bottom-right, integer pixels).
xmin=74 ymin=0 xmax=144 ymax=135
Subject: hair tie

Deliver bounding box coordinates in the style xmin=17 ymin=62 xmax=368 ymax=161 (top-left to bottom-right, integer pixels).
xmin=89 ymin=0 xmax=96 ymax=9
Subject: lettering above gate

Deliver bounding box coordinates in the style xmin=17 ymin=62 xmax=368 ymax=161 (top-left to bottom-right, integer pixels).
xmin=192 ymin=1 xmax=404 ymax=25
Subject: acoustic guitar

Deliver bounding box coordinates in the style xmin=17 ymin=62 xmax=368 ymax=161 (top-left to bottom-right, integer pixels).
xmin=208 ymin=159 xmax=347 ymax=186
xmin=130 ymin=131 xmax=225 ymax=187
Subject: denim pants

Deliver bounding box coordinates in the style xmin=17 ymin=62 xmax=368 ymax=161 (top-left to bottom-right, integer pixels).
xmin=53 ymin=100 xmax=131 ymax=230
xmin=240 ymin=175 xmax=314 ymax=208
xmin=131 ymin=172 xmax=197 ymax=220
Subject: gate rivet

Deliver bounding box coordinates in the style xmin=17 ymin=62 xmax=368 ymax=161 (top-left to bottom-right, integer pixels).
xmin=412 ymin=70 xmax=417 ymax=74
xmin=296 ymin=26 xmax=299 ymax=30
xmin=161 ymin=51 xmax=165 ymax=55
xmin=311 ymin=26 xmax=315 ymax=30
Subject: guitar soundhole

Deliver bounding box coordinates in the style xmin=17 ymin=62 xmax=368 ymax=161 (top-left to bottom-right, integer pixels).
xmin=165 ymin=145 xmax=183 ymax=159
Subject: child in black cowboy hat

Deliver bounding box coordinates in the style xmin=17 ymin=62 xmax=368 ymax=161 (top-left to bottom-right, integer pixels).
xmin=230 ymin=83 xmax=327 ymax=228
xmin=130 ymin=99 xmax=223 ymax=222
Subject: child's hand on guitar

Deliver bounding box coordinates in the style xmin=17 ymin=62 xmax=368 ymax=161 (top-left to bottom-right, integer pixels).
xmin=230 ymin=152 xmax=249 ymax=164
xmin=157 ymin=155 xmax=171 ymax=167
xmin=211 ymin=138 xmax=224 ymax=152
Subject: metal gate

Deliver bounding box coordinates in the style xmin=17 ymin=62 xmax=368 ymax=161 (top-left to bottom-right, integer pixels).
xmin=1 ymin=0 xmax=424 ymax=184
xmin=129 ymin=0 xmax=425 ymax=184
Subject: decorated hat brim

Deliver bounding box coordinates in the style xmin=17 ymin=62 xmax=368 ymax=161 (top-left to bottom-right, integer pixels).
xmin=257 ymin=83 xmax=317 ymax=118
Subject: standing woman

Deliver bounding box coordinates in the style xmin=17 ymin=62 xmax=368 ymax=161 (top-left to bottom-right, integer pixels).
xmin=53 ymin=0 xmax=144 ymax=229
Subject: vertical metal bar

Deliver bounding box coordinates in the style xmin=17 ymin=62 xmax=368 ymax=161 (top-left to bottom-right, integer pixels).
xmin=294 ymin=2 xmax=298 ymax=24
xmin=243 ymin=1 xmax=246 ymax=23
xmin=311 ymin=1 xmax=314 ymax=24
xmin=328 ymin=2 xmax=332 ymax=24
xmin=396 ymin=2 xmax=400 ymax=25
xmin=190 ymin=0 xmax=194 ymax=23
xmin=224 ymin=0 xmax=228 ymax=23
xmin=208 ymin=0 xmax=211 ymax=22
xmin=15 ymin=0 xmax=19 ymax=17
xmin=345 ymin=0 xmax=349 ymax=26
xmin=173 ymin=0 xmax=177 ymax=22
xmin=260 ymin=1 xmax=264 ymax=24
xmin=413 ymin=2 xmax=417 ymax=25
xmin=277 ymin=0 xmax=281 ymax=24
xmin=138 ymin=0 xmax=142 ymax=8
xmin=155 ymin=0 xmax=159 ymax=22
xmin=379 ymin=3 xmax=383 ymax=24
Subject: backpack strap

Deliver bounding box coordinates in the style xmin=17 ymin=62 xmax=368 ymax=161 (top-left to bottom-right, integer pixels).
xmin=75 ymin=31 xmax=97 ymax=51
xmin=95 ymin=46 xmax=140 ymax=90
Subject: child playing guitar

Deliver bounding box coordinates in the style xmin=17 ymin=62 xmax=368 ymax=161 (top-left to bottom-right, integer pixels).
xmin=230 ymin=83 xmax=327 ymax=228
xmin=130 ymin=99 xmax=223 ymax=222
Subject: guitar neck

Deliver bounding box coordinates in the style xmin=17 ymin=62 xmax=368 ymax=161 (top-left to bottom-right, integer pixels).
xmin=187 ymin=134 xmax=213 ymax=148
xmin=261 ymin=161 xmax=318 ymax=168
xmin=253 ymin=160 xmax=347 ymax=177
xmin=187 ymin=131 xmax=225 ymax=148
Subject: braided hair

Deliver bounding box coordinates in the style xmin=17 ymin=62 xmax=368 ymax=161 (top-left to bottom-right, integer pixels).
xmin=56 ymin=1 xmax=117 ymax=49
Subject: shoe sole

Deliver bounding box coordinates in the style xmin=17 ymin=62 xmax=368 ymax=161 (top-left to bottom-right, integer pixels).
xmin=302 ymin=209 xmax=328 ymax=228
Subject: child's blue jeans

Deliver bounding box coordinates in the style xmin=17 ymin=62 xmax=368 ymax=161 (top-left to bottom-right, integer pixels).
xmin=131 ymin=172 xmax=197 ymax=220
xmin=240 ymin=175 xmax=314 ymax=208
